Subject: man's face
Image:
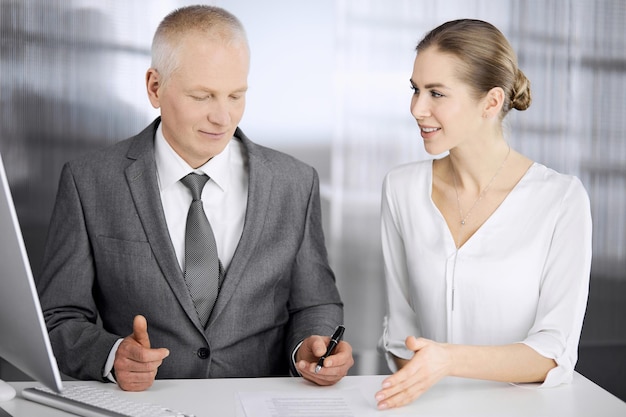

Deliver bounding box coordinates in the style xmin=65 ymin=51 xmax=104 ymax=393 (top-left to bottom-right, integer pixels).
xmin=146 ymin=35 xmax=249 ymax=168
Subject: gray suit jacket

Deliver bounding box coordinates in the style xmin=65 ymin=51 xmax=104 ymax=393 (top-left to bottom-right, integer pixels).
xmin=37 ymin=118 xmax=343 ymax=381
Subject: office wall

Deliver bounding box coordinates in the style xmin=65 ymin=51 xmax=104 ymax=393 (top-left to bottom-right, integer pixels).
xmin=0 ymin=0 xmax=624 ymax=401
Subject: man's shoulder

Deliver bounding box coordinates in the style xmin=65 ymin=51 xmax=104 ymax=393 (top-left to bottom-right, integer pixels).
xmin=236 ymin=129 xmax=315 ymax=177
xmin=66 ymin=120 xmax=157 ymax=171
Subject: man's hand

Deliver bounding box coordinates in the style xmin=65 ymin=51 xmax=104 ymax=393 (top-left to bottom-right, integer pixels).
xmin=113 ymin=315 xmax=170 ymax=391
xmin=296 ymin=335 xmax=354 ymax=386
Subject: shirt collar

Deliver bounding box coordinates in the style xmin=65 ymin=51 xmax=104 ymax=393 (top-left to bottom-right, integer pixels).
xmin=154 ymin=123 xmax=231 ymax=192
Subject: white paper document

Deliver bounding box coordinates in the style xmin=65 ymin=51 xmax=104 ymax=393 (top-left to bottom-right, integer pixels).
xmin=238 ymin=388 xmax=376 ymax=417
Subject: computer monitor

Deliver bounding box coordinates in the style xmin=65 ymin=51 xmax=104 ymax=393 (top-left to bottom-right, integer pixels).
xmin=0 ymin=152 xmax=63 ymax=399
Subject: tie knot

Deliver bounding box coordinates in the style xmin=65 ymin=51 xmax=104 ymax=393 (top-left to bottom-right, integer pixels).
xmin=181 ymin=173 xmax=209 ymax=201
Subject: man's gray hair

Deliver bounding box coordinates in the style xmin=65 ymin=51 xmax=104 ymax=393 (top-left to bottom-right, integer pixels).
xmin=151 ymin=5 xmax=248 ymax=82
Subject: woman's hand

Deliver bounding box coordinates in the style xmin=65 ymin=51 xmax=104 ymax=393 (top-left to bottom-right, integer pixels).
xmin=375 ymin=336 xmax=452 ymax=410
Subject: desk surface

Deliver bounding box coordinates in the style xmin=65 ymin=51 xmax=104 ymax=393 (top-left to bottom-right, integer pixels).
xmin=2 ymin=372 xmax=625 ymax=416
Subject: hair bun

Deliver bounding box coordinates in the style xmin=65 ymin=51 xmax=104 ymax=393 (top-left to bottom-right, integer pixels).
xmin=510 ymin=69 xmax=532 ymax=111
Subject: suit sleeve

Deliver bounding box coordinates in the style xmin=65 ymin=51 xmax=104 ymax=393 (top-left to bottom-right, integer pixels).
xmin=37 ymin=163 xmax=120 ymax=381
xmin=285 ymin=168 xmax=343 ymax=367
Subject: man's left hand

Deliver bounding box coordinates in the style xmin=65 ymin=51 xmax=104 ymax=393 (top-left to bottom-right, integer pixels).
xmin=296 ymin=335 xmax=354 ymax=386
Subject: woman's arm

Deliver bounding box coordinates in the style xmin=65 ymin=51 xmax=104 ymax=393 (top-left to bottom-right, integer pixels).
xmin=379 ymin=336 xmax=556 ymax=410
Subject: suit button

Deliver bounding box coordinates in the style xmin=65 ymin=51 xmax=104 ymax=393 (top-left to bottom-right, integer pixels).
xmin=197 ymin=348 xmax=210 ymax=359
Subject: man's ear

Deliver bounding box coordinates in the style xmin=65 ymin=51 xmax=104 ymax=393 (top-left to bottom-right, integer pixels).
xmin=482 ymin=86 xmax=505 ymax=119
xmin=145 ymin=68 xmax=162 ymax=109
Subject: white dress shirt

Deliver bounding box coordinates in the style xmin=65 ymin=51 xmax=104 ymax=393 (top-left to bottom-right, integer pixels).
xmin=378 ymin=159 xmax=592 ymax=387
xmin=154 ymin=123 xmax=248 ymax=272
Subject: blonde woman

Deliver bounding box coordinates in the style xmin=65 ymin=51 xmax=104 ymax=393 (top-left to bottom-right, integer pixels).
xmin=376 ymin=19 xmax=592 ymax=409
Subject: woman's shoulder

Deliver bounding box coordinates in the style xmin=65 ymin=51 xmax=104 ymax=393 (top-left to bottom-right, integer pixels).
xmin=382 ymin=159 xmax=434 ymax=201
xmin=523 ymin=162 xmax=589 ymax=202
xmin=385 ymin=159 xmax=433 ymax=181
xmin=527 ymin=162 xmax=585 ymax=187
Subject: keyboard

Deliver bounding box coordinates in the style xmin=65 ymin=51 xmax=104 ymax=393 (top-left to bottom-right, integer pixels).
xmin=22 ymin=385 xmax=195 ymax=417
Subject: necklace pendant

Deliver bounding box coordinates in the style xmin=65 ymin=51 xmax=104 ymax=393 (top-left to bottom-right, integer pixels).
xmin=461 ymin=219 xmax=466 ymax=226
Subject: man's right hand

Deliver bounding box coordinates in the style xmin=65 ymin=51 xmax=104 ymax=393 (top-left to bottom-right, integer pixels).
xmin=113 ymin=315 xmax=170 ymax=391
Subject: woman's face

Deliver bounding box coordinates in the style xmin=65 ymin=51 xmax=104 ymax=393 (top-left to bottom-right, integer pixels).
xmin=409 ymin=47 xmax=486 ymax=155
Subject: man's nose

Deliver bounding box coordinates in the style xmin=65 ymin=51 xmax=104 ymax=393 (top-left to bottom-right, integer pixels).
xmin=207 ymin=100 xmax=231 ymax=126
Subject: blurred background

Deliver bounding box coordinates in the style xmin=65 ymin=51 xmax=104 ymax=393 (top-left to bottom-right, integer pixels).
xmin=0 ymin=0 xmax=624 ymax=401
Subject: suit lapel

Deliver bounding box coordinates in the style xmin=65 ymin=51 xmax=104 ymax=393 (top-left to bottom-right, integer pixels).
xmin=124 ymin=121 xmax=206 ymax=331
xmin=208 ymin=130 xmax=273 ymax=326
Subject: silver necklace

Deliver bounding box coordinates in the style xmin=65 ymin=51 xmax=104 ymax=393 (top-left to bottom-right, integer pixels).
xmin=449 ymin=145 xmax=511 ymax=312
xmin=450 ymin=144 xmax=511 ymax=227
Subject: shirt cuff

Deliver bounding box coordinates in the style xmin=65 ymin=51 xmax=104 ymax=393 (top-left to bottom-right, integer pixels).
xmin=103 ymin=338 xmax=124 ymax=383
xmin=291 ymin=340 xmax=304 ymax=377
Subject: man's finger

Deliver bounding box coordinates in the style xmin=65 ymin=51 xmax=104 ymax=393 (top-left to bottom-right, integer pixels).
xmin=132 ymin=315 xmax=151 ymax=348
xmin=314 ymin=336 xmax=331 ymax=357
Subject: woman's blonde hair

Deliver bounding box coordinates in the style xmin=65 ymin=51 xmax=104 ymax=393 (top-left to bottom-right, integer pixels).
xmin=417 ymin=19 xmax=531 ymax=117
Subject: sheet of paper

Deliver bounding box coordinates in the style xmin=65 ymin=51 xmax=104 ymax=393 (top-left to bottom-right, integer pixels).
xmin=238 ymin=388 xmax=376 ymax=417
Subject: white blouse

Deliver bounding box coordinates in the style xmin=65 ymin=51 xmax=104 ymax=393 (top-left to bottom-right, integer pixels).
xmin=379 ymin=160 xmax=592 ymax=387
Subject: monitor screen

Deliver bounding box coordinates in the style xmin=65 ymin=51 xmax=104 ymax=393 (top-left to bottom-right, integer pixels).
xmin=0 ymin=153 xmax=63 ymax=395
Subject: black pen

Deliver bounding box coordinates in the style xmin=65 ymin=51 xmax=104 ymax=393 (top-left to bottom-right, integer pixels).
xmin=314 ymin=325 xmax=345 ymax=373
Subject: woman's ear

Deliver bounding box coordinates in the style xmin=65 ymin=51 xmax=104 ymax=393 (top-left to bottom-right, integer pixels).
xmin=482 ymin=86 xmax=505 ymax=118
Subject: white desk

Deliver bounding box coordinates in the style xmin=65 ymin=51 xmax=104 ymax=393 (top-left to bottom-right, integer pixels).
xmin=2 ymin=372 xmax=625 ymax=416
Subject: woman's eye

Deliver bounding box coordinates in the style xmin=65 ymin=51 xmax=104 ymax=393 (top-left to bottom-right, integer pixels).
xmin=410 ymin=85 xmax=419 ymax=94
xmin=431 ymin=91 xmax=443 ymax=98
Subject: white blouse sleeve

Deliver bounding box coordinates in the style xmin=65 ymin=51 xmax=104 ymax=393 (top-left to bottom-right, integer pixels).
xmin=522 ymin=176 xmax=592 ymax=387
xmin=378 ymin=171 xmax=421 ymax=372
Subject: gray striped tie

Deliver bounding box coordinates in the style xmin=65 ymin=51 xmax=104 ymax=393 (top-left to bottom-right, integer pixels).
xmin=180 ymin=173 xmax=220 ymax=327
